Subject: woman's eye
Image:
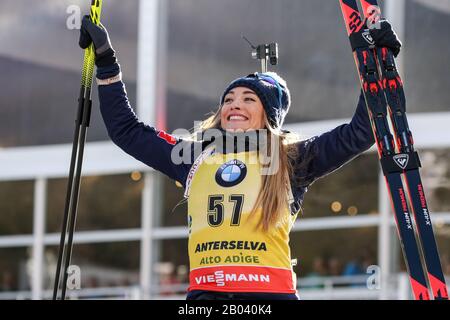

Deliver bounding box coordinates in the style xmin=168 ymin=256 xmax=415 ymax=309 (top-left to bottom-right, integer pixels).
xmin=224 ymin=98 xmax=233 ymax=103
xmin=245 ymin=98 xmax=255 ymax=102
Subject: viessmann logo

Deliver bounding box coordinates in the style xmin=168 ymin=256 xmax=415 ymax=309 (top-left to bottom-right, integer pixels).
xmin=195 ymin=271 xmax=270 ymax=287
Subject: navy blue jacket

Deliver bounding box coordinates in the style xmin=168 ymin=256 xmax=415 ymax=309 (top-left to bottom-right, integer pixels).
xmin=98 ymin=81 xmax=374 ymax=212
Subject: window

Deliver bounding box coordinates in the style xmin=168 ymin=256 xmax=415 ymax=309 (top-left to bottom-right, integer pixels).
xmin=291 ymin=228 xmax=378 ymax=279
xmin=0 ymin=181 xmax=33 ymax=235
xmin=0 ymin=247 xmax=31 ymax=292
xmin=44 ymin=241 xmax=140 ymax=291
xmin=46 ymin=174 xmax=143 ymax=232
xmin=303 ymin=154 xmax=379 ymax=217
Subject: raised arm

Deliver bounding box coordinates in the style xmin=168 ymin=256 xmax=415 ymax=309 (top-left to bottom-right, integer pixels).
xmin=79 ymin=15 xmax=192 ymax=185
xmin=99 ymin=81 xmax=194 ymax=184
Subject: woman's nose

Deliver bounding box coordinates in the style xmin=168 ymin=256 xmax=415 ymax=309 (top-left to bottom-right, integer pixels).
xmin=230 ymin=101 xmax=241 ymax=109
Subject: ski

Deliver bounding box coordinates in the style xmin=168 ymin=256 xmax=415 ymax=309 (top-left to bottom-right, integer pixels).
xmin=339 ymin=0 xmax=431 ymax=300
xmin=359 ymin=0 xmax=448 ymax=300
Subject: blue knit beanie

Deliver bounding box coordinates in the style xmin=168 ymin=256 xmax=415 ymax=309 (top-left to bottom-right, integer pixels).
xmin=220 ymin=72 xmax=291 ymax=128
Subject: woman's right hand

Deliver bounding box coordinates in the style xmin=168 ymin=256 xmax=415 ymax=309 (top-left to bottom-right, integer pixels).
xmin=79 ymin=15 xmax=116 ymax=68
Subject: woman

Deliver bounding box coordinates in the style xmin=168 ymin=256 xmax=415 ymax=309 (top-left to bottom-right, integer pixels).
xmin=79 ymin=16 xmax=401 ymax=300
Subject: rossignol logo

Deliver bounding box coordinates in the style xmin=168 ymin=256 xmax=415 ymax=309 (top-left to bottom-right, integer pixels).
xmin=195 ymin=271 xmax=270 ymax=287
xmin=215 ymin=160 xmax=247 ymax=187
xmin=393 ymin=154 xmax=409 ymax=169
xmin=362 ymin=30 xmax=375 ymax=46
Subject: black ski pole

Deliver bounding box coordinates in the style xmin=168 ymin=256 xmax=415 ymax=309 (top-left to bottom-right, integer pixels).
xmin=53 ymin=0 xmax=103 ymax=300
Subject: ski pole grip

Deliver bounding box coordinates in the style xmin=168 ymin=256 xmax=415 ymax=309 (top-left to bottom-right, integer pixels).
xmin=89 ymin=0 xmax=103 ymax=26
xmin=81 ymin=0 xmax=103 ymax=88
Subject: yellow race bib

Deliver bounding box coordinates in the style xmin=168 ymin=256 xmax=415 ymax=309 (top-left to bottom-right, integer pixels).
xmin=186 ymin=149 xmax=298 ymax=293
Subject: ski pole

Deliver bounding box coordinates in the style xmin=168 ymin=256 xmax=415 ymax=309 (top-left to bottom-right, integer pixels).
xmin=53 ymin=0 xmax=103 ymax=300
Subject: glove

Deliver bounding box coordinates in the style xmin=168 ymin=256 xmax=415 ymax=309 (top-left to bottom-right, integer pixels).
xmin=350 ymin=19 xmax=402 ymax=57
xmin=369 ymin=20 xmax=402 ymax=57
xmin=79 ymin=15 xmax=117 ymax=68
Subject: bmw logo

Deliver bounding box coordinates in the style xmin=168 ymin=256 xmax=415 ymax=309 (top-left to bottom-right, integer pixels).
xmin=215 ymin=160 xmax=247 ymax=187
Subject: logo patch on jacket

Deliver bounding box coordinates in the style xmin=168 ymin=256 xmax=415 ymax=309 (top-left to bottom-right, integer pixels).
xmin=157 ymin=130 xmax=177 ymax=145
xmin=215 ymin=160 xmax=247 ymax=187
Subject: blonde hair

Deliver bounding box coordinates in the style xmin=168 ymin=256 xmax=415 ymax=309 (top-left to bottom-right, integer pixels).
xmin=195 ymin=106 xmax=299 ymax=232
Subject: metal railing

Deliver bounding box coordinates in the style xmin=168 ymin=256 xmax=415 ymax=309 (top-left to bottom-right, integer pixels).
xmin=2 ymin=273 xmax=448 ymax=300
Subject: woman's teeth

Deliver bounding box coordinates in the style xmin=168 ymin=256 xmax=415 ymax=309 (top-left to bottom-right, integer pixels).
xmin=229 ymin=115 xmax=248 ymax=121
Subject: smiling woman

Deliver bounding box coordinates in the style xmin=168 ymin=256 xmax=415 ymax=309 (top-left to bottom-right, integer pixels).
xmin=75 ymin=10 xmax=413 ymax=300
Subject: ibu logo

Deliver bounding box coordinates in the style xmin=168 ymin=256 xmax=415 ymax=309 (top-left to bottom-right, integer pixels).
xmin=393 ymin=154 xmax=409 ymax=169
xmin=215 ymin=160 xmax=247 ymax=187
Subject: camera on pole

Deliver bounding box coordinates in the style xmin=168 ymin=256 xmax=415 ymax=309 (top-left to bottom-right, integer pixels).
xmin=243 ymin=36 xmax=279 ymax=73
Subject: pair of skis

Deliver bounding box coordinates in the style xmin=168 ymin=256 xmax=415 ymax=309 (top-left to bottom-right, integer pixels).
xmin=339 ymin=0 xmax=448 ymax=300
xmin=53 ymin=0 xmax=103 ymax=300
